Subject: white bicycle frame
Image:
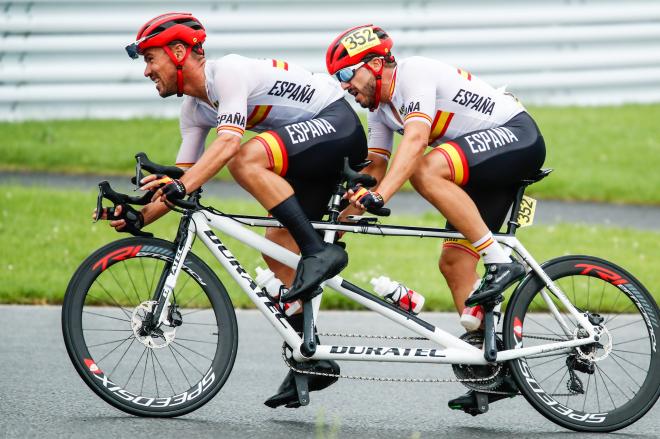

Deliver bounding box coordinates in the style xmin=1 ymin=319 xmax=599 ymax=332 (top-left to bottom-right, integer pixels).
xmin=161 ymin=208 xmax=600 ymax=366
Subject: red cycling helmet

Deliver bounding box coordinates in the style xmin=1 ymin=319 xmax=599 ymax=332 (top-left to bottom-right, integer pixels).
xmin=126 ymin=12 xmax=206 ymax=97
xmin=326 ymin=24 xmax=394 ymax=110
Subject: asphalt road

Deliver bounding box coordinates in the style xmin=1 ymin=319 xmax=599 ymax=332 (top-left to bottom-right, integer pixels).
xmin=2 ymin=171 xmax=659 ymax=230
xmin=2 ymin=306 xmax=659 ymax=438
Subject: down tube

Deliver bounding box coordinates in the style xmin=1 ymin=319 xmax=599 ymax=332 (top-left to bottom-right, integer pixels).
xmin=193 ymin=214 xmax=301 ymax=350
xmin=327 ymin=278 xmax=484 ymax=358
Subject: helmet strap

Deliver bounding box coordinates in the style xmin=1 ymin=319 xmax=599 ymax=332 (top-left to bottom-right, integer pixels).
xmin=362 ymin=60 xmax=385 ymax=111
xmin=162 ymin=45 xmax=194 ymax=97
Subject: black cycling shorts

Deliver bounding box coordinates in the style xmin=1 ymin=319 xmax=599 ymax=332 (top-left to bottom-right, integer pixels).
xmin=253 ymin=98 xmax=367 ymax=220
xmin=435 ymin=111 xmax=546 ymax=232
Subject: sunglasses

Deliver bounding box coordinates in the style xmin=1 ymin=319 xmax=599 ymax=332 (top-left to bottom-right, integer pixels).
xmin=334 ymin=62 xmax=365 ymax=83
xmin=124 ymin=32 xmax=161 ymax=59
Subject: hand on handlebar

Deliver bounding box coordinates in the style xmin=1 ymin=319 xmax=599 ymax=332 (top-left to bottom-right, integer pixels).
xmin=346 ymin=186 xmax=386 ymax=214
xmin=92 ymin=204 xmax=145 ymax=234
xmin=139 ymin=175 xmax=187 ymax=203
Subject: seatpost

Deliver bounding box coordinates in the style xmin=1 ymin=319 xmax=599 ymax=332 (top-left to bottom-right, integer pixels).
xmin=505 ymin=185 xmax=527 ymax=235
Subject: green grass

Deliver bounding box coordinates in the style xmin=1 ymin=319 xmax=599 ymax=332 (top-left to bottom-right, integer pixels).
xmin=1 ymin=104 xmax=659 ymax=204
xmin=1 ymin=185 xmax=658 ymax=311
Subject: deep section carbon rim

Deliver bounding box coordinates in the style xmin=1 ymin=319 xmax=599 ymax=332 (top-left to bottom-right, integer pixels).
xmin=63 ymin=238 xmax=237 ymax=416
xmin=504 ymin=256 xmax=660 ymax=432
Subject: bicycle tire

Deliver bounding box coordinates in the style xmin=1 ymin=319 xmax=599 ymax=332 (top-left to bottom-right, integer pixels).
xmin=503 ymin=255 xmax=660 ymax=432
xmin=62 ymin=237 xmax=238 ymax=417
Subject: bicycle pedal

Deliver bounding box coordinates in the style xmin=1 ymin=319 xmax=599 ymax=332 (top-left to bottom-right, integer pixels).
xmin=474 ymin=392 xmax=489 ymax=414
xmin=293 ymin=372 xmax=310 ymax=406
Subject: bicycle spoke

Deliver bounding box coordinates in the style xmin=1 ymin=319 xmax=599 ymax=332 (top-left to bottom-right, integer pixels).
xmin=94 ymin=334 xmax=135 ymax=364
xmin=595 ymin=366 xmax=618 ymax=410
xmin=139 ymin=258 xmax=151 ymax=302
xmin=84 ymin=328 xmax=133 ymax=332
xmin=614 ymin=336 xmax=650 ymax=347
xmin=581 ymin=373 xmax=591 ymax=412
xmin=123 ymin=260 xmax=144 ymax=305
xmin=149 ymin=258 xmax=160 ymax=293
xmin=610 ymin=348 xmax=650 ymax=356
xmin=168 ymin=345 xmax=192 ymax=388
xmin=110 ymin=337 xmax=137 ymax=375
xmin=88 ymin=336 xmax=136 ymax=349
xmin=607 ymin=318 xmax=644 ymax=333
xmin=538 ymin=362 xmax=568 ymax=385
xmin=596 ymin=280 xmax=606 ymax=314
xmin=610 ymin=351 xmax=648 ymax=373
xmin=528 ymin=354 xmax=565 ymax=368
xmin=124 ymin=345 xmax=148 ymax=388
xmin=141 ymin=349 xmax=149 ymax=395
xmin=152 ymin=350 xmax=177 ymax=395
xmin=83 ymin=310 xmax=131 ymax=323
xmin=171 ymin=341 xmax=213 ymax=364
xmin=107 ymin=267 xmax=140 ymax=309
xmin=596 ymin=358 xmax=641 ymax=401
xmin=93 ymin=279 xmax=133 ymax=319
xmin=550 ymin=367 xmax=569 ymax=395
xmin=607 ymin=353 xmax=642 ymax=391
xmin=525 ymin=314 xmax=569 ymax=341
xmin=174 ymin=337 xmax=217 ymax=345
xmin=151 ymin=349 xmax=159 ymax=398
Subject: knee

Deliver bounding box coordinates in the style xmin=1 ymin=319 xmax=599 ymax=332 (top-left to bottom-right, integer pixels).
xmin=439 ymin=251 xmax=476 ymax=283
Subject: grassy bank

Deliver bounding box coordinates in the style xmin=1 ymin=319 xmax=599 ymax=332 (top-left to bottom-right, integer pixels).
xmin=1 ymin=104 xmax=660 ymax=204
xmin=1 ymin=185 xmax=657 ymax=310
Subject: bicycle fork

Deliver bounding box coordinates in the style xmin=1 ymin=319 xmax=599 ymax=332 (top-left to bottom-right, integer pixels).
xmin=147 ymin=214 xmax=196 ymax=329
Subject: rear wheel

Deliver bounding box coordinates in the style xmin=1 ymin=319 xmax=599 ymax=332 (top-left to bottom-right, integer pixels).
xmin=503 ymin=255 xmax=660 ymax=432
xmin=62 ymin=237 xmax=238 ymax=417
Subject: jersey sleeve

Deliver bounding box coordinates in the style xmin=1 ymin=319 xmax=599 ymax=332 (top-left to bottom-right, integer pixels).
xmin=211 ymin=55 xmax=250 ymax=138
xmin=398 ymin=64 xmax=436 ymax=128
xmin=367 ymin=111 xmax=393 ymax=160
xmin=176 ymin=97 xmax=210 ymax=169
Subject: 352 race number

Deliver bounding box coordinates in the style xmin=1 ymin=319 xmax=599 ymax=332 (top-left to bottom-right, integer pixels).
xmin=341 ymin=28 xmax=380 ymax=57
xmin=517 ymin=195 xmax=537 ymax=227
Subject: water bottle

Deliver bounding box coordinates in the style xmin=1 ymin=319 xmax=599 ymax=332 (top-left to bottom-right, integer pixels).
xmin=370 ymin=276 xmax=425 ymax=314
xmin=255 ymin=267 xmax=302 ymax=316
xmin=461 ymin=279 xmax=501 ymax=331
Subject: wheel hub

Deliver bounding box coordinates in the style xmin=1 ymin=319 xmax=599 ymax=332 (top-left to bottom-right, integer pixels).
xmin=131 ymin=301 xmax=176 ymax=348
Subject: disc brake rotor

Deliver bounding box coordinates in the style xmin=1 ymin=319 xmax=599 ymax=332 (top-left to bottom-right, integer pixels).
xmin=131 ymin=300 xmax=176 ymax=349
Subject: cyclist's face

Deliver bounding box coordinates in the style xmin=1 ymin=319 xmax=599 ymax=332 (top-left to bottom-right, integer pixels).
xmin=341 ymin=63 xmax=377 ymax=109
xmin=143 ymin=48 xmax=177 ymax=98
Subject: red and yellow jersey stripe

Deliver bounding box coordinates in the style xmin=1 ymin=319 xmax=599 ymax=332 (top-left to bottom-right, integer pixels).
xmin=175 ymin=162 xmax=195 ymax=170
xmin=434 ymin=141 xmax=469 ymax=186
xmin=254 ymin=131 xmax=288 ymax=176
xmin=272 ymin=59 xmax=289 ymax=70
xmin=368 ymin=147 xmax=391 ymax=159
xmin=428 ymin=110 xmax=454 ymax=144
xmin=246 ymin=105 xmax=272 ymax=129
xmin=217 ymin=125 xmax=245 ymax=137
xmin=457 ymin=68 xmax=472 ymax=81
xmin=442 ymin=238 xmax=479 ymax=259
xmin=403 ymin=111 xmax=432 ymax=125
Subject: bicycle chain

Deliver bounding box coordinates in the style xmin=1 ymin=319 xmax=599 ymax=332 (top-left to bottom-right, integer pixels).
xmin=282 ymin=332 xmax=573 ymax=396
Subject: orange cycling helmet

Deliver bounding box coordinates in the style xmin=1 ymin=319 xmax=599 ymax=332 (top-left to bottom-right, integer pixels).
xmin=126 ymin=12 xmax=206 ymax=97
xmin=326 ymin=24 xmax=394 ymax=110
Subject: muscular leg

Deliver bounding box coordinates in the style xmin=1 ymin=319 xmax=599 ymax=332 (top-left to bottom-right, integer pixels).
xmin=410 ymin=151 xmax=494 ymax=309
xmin=228 ymin=138 xmax=309 ymax=283
xmin=228 ymin=138 xmax=295 ymax=209
xmin=263 ymin=227 xmax=298 ymax=286
xmin=439 ymin=247 xmax=480 ymax=314
xmin=410 ymin=150 xmax=489 ymax=243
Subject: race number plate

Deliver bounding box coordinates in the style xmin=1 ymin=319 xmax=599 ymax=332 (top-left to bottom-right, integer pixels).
xmin=517 ymin=196 xmax=537 ymax=227
xmin=341 ymin=28 xmax=381 ymax=57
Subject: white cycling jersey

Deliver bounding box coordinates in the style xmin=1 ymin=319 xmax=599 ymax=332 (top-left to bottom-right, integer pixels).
xmin=176 ymin=54 xmax=344 ymax=167
xmin=367 ymin=56 xmax=525 ymax=160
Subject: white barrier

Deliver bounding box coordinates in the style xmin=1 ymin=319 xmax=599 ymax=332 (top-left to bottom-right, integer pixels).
xmin=2 ymin=0 xmax=660 ymax=120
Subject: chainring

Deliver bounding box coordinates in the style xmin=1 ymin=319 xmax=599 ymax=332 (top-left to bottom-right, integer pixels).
xmin=452 ymin=331 xmax=505 ymax=391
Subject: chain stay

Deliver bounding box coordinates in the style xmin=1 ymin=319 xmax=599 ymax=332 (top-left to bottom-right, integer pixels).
xmin=283 ymin=331 xmax=573 ymax=395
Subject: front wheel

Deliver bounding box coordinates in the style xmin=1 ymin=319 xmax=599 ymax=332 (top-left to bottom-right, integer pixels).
xmin=503 ymin=255 xmax=660 ymax=432
xmin=62 ymin=237 xmax=238 ymax=417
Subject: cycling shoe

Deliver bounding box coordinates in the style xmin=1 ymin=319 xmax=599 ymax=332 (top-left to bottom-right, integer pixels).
xmin=465 ymin=261 xmax=525 ymax=307
xmin=281 ymin=244 xmax=348 ymax=303
xmin=264 ymin=360 xmax=340 ymax=409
